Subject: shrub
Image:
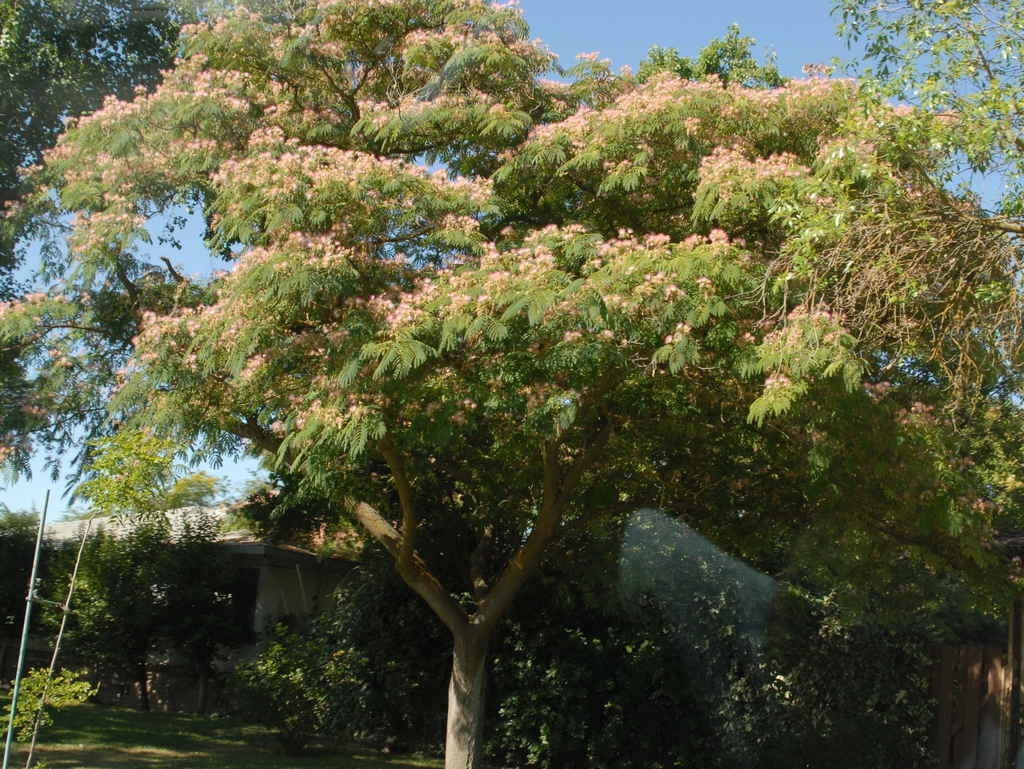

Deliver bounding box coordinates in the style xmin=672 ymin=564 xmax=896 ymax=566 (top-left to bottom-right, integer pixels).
xmin=751 ymin=591 xmax=934 ymax=769
xmin=230 ymin=544 xmax=450 ymax=754
xmin=231 ymin=539 xmax=938 ymax=768
xmin=3 ymin=668 xmax=96 ymax=741
xmin=317 ymin=546 xmax=450 ymax=751
xmin=233 ymin=623 xmax=344 ymax=755
xmin=488 ymin=582 xmax=935 ymax=769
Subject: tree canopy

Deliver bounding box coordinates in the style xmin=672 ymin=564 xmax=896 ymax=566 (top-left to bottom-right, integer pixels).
xmin=0 ymin=0 xmax=181 ymax=278
xmin=836 ymin=0 xmax=1024 ymax=224
xmin=637 ymin=23 xmax=785 ymax=87
xmin=3 ymin=1 xmax=1024 ymax=766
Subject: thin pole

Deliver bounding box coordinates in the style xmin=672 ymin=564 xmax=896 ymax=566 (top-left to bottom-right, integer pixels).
xmin=1009 ymin=597 xmax=1023 ymax=769
xmin=24 ymin=513 xmax=96 ymax=769
xmin=2 ymin=491 xmax=48 ymax=769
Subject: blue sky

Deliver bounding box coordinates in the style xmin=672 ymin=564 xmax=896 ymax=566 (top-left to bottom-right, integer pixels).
xmin=1 ymin=1 xmax=853 ymax=517
xmin=519 ymin=0 xmax=850 ymax=80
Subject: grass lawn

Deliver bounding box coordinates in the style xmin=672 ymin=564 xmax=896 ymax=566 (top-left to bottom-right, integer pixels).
xmin=1 ymin=697 xmax=442 ymax=769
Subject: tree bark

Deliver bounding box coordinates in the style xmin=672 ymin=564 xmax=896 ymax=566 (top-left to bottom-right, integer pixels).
xmin=197 ymin=666 xmax=209 ymax=714
xmin=352 ymin=422 xmax=614 ymax=769
xmin=136 ymin=661 xmax=150 ymax=711
xmin=445 ymin=627 xmax=489 ymax=769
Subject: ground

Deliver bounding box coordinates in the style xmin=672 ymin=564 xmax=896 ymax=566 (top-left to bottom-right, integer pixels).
xmin=1 ymin=698 xmax=442 ymax=769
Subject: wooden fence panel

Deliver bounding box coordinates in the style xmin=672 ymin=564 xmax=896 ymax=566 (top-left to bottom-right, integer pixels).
xmin=935 ymin=645 xmax=956 ymax=769
xmin=979 ymin=648 xmax=1005 ymax=769
xmin=929 ymin=645 xmax=1006 ymax=769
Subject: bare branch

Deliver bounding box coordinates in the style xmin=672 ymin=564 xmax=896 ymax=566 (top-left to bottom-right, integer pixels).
xmin=159 ymin=256 xmax=187 ymax=284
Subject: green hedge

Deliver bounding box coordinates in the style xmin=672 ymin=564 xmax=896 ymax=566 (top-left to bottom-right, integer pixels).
xmin=236 ymin=543 xmax=937 ymax=768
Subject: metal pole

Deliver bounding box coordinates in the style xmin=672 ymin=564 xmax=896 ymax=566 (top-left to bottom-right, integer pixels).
xmin=2 ymin=490 xmax=48 ymax=769
xmin=24 ymin=513 xmax=96 ymax=769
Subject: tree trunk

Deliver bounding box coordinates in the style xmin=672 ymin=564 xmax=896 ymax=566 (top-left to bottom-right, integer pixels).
xmin=445 ymin=627 xmax=489 ymax=769
xmin=197 ymin=666 xmax=209 ymax=714
xmin=136 ymin=662 xmax=150 ymax=711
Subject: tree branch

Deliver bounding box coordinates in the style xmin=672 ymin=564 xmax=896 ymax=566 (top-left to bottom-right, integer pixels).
xmin=475 ymin=424 xmax=614 ymax=631
xmin=159 ymin=256 xmax=187 ymax=285
xmin=377 ymin=434 xmax=417 ymax=569
xmin=234 ymin=416 xmax=282 ymax=456
xmin=114 ymin=265 xmax=140 ymax=307
xmin=555 ymin=422 xmax=614 ymax=512
xmin=349 ymin=500 xmax=468 ymax=633
xmin=469 ymin=525 xmax=495 ymax=604
xmin=984 ymin=215 xmax=1024 ymax=234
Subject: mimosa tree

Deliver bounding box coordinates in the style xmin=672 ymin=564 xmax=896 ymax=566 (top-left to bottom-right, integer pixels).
xmin=3 ymin=2 xmax=1023 ymax=766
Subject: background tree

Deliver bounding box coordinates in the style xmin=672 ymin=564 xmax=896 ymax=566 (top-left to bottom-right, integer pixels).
xmin=156 ymin=510 xmax=239 ymax=712
xmin=0 ymin=508 xmax=38 ymax=681
xmin=57 ymin=519 xmax=169 ymax=711
xmin=0 ymin=0 xmax=179 ymax=227
xmin=0 ymin=0 xmax=182 ymax=488
xmin=835 ymin=0 xmax=1024 ymax=226
xmin=637 ymin=23 xmax=785 ymax=87
xmin=49 ymin=509 xmax=238 ymax=711
xmin=832 ymin=0 xmax=1024 ymax=543
xmin=4 ymin=1 xmax=1024 ymax=766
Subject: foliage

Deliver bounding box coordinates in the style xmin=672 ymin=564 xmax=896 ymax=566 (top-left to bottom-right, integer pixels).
xmin=72 ymin=429 xmax=184 ymax=515
xmin=316 ymin=545 xmax=450 ymax=750
xmin=165 ymin=471 xmax=229 ymax=509
xmin=54 ymin=519 xmax=170 ymax=707
xmin=258 ymin=535 xmax=937 ymax=769
xmin=835 ymin=0 xmax=1024 ymax=224
xmin=2 ymin=667 xmax=96 ymax=742
xmin=488 ymin=595 xmax=711 ymax=769
xmin=0 ymin=508 xmax=37 ymax=643
xmin=233 ymin=623 xmax=346 ymax=756
xmin=233 ymin=544 xmax=448 ymax=753
xmin=4 ymin=0 xmax=1024 ymax=761
xmin=74 ymin=428 xmax=227 ymax=514
xmin=492 ymin=515 xmax=934 ymax=769
xmin=0 ymin=0 xmax=178 ymax=206
xmin=49 ymin=508 xmax=239 ymax=709
xmin=0 ymin=0 xmax=181 ymax=486
xmin=156 ymin=509 xmax=242 ymax=673
xmin=751 ymin=590 xmax=934 ymax=769
xmin=637 ymin=24 xmax=785 ymax=87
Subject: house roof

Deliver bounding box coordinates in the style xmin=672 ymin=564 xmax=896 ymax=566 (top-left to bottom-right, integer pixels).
xmin=43 ymin=507 xmax=354 ymax=571
xmin=43 ymin=506 xmax=220 ymax=543
xmin=995 ymin=530 xmax=1024 ymax=560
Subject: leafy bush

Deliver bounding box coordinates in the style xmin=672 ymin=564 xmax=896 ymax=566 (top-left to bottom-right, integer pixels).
xmin=488 ymin=595 xmax=716 ymax=769
xmin=487 ymin=581 xmax=934 ymax=769
xmin=751 ymin=591 xmax=934 ymax=769
xmin=230 ymin=539 xmax=937 ymax=768
xmin=315 ymin=546 xmax=450 ymax=751
xmin=482 ymin=513 xmax=936 ymax=769
xmin=233 ymin=624 xmax=345 ymax=756
xmin=4 ymin=668 xmax=96 ymax=741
